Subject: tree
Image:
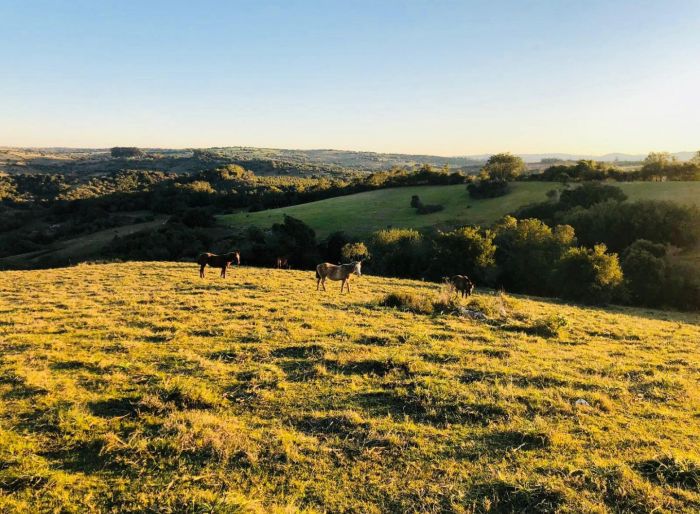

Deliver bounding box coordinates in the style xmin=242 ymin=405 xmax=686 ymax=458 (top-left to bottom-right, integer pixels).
xmin=493 ymin=216 xmax=576 ymax=295
xmin=640 ymin=152 xmax=676 ymax=179
xmin=269 ymin=215 xmax=318 ymax=269
xmin=621 ymin=240 xmax=667 ymax=307
xmin=558 ymin=182 xmax=627 ymax=210
xmin=553 ymin=244 xmax=623 ymax=304
xmin=481 ymin=153 xmax=526 ymax=181
xmin=321 ymin=231 xmax=351 ymax=264
xmin=430 ymin=226 xmax=496 ymax=282
xmin=370 ymin=228 xmax=427 ymax=278
xmin=341 ymin=242 xmax=370 ymax=262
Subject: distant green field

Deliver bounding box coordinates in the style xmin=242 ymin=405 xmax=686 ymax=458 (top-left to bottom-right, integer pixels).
xmin=219 ymin=181 xmax=700 ymax=238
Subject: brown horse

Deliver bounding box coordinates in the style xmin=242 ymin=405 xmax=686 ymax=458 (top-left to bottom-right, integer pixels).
xmin=316 ymin=261 xmax=362 ymax=293
xmin=276 ymin=257 xmax=290 ymax=269
xmin=197 ymin=251 xmax=240 ymax=278
xmin=444 ymin=275 xmax=474 ymax=298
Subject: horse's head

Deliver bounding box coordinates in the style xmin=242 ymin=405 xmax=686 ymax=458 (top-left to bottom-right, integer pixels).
xmin=232 ymin=251 xmax=240 ymax=265
xmin=352 ymin=261 xmax=362 ymax=276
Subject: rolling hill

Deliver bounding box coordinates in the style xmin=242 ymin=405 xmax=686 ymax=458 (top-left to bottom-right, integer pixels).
xmin=220 ymin=181 xmax=700 ymax=238
xmin=1 ymin=262 xmax=698 ymax=511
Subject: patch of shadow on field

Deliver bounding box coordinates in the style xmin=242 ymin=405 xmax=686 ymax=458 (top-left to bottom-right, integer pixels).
xmin=0 ymin=373 xmax=47 ymax=400
xmin=43 ymin=440 xmax=117 ymax=474
xmin=271 ymin=344 xmax=325 ymax=359
xmin=634 ymin=456 xmax=700 ymax=490
xmin=629 ymin=378 xmax=686 ymax=402
xmin=469 ymin=480 xmax=564 ymax=513
xmin=483 ymin=430 xmax=551 ymax=452
xmin=0 ymin=342 xmax=31 ymax=354
xmin=355 ymin=335 xmax=394 ymax=346
xmin=356 ymin=390 xmax=509 ymax=426
xmin=50 ymin=360 xmax=105 ymax=374
xmin=88 ymin=396 xmax=142 ymax=418
xmin=460 ymin=368 xmax=599 ymax=391
xmin=292 ymin=413 xmax=370 ymax=438
xmin=325 ymin=358 xmax=417 ymax=378
xmin=155 ymin=355 xmax=203 ymax=376
xmin=0 ymin=473 xmax=49 ymax=493
xmin=207 ymin=350 xmax=246 ymax=363
xmin=276 ymin=360 xmax=324 ymax=382
xmin=420 ymin=351 xmax=461 ymax=364
xmin=587 ymin=329 xmax=641 ymax=341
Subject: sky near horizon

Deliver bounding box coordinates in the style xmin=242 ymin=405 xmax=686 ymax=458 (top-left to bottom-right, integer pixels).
xmin=1 ymin=1 xmax=699 ymax=155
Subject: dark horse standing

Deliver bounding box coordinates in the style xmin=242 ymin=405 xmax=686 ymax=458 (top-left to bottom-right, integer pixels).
xmin=197 ymin=251 xmax=240 ymax=278
xmin=276 ymin=257 xmax=290 ymax=269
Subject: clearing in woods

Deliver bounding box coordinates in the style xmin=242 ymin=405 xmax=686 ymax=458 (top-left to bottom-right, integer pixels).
xmin=219 ymin=181 xmax=700 ymax=238
xmin=0 ymin=262 xmax=699 ymax=512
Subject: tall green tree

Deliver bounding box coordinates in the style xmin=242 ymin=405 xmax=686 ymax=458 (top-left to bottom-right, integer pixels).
xmin=482 ymin=153 xmax=526 ymax=181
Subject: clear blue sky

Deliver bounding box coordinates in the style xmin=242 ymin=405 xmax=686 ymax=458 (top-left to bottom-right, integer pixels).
xmin=1 ymin=0 xmax=698 ymax=155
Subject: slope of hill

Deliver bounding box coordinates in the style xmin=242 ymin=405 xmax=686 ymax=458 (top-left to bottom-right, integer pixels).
xmin=220 ymin=181 xmax=700 ymax=238
xmin=1 ymin=262 xmax=698 ymax=512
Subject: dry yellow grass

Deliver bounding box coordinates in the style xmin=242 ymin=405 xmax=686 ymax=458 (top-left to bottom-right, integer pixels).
xmin=0 ymin=262 xmax=699 ymax=512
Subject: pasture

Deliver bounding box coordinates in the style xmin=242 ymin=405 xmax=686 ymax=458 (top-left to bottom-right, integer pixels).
xmin=1 ymin=262 xmax=699 ymax=512
xmin=219 ymin=181 xmax=700 ymax=237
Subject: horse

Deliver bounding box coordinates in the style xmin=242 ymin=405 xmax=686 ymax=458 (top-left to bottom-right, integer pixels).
xmin=444 ymin=275 xmax=474 ymax=298
xmin=197 ymin=251 xmax=240 ymax=278
xmin=316 ymin=261 xmax=362 ymax=293
xmin=276 ymin=257 xmax=290 ymax=269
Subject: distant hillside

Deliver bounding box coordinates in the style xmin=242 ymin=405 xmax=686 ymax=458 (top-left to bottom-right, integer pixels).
xmin=4 ymin=146 xmax=694 ymax=177
xmin=220 ymin=181 xmax=700 ymax=238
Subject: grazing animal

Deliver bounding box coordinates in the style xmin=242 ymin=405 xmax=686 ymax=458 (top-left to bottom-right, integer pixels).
xmin=316 ymin=261 xmax=362 ymax=293
xmin=444 ymin=275 xmax=474 ymax=298
xmin=197 ymin=251 xmax=240 ymax=278
xmin=276 ymin=257 xmax=290 ymax=269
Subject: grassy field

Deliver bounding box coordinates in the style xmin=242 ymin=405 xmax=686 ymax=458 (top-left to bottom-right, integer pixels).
xmin=219 ymin=181 xmax=700 ymax=238
xmin=1 ymin=262 xmax=699 ymax=512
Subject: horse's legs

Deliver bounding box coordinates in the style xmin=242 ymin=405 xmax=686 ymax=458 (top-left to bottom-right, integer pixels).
xmin=345 ymin=280 xmax=351 ymax=293
xmin=200 ymin=264 xmax=205 ymax=278
xmin=322 ymin=278 xmax=327 ymax=291
xmin=221 ymin=265 xmax=227 ymax=278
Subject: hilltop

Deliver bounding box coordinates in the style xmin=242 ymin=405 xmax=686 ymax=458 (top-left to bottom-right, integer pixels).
xmin=1 ymin=262 xmax=698 ymax=512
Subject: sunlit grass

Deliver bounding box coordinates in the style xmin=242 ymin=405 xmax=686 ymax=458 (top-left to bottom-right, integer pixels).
xmin=0 ymin=262 xmax=699 ymax=512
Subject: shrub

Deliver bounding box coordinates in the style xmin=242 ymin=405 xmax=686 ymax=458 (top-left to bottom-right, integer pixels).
xmin=621 ymin=240 xmax=667 ymax=307
xmin=553 ymin=244 xmax=623 ymax=305
xmin=562 ymin=200 xmax=700 ymax=252
xmin=481 ymin=153 xmax=525 ymax=181
xmin=380 ymin=292 xmax=434 ymax=315
xmin=558 ymin=182 xmax=627 ymax=209
xmin=493 ymin=216 xmax=575 ymax=296
xmin=468 ymin=179 xmax=510 ymax=199
xmin=530 ymin=315 xmax=568 ymax=338
xmin=370 ymin=228 xmax=428 ymax=278
xmin=341 ymin=242 xmax=370 ymax=262
xmin=416 ymin=203 xmax=444 ymax=214
xmin=429 ymin=226 xmax=496 ymax=282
